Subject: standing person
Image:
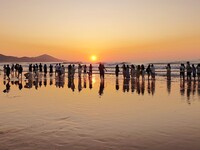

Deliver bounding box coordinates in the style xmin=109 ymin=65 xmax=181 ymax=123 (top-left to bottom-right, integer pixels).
xmin=83 ymin=65 xmax=87 ymax=74
xmin=29 ymin=64 xmax=33 ymax=72
xmin=115 ymin=65 xmax=120 ymax=77
xmin=39 ymin=63 xmax=43 ymax=73
xmin=78 ymin=64 xmax=82 ymax=77
xmin=11 ymin=64 xmax=15 ymax=75
xmin=141 ymin=64 xmax=145 ymax=80
xmin=68 ymin=64 xmax=72 ymax=78
xmin=151 ymin=64 xmax=155 ymax=79
xmin=146 ymin=64 xmax=151 ymax=80
xmin=6 ymin=65 xmax=11 ymax=79
xmin=131 ymin=65 xmax=136 ymax=78
xmin=89 ymin=64 xmax=92 ymax=76
xmin=197 ymin=64 xmax=200 ymax=81
xmin=18 ymin=65 xmax=23 ymax=79
xmin=180 ymin=64 xmax=185 ymax=79
xmin=192 ymin=64 xmax=196 ymax=80
xmin=49 ymin=64 xmax=53 ymax=74
xmin=99 ymin=63 xmax=106 ymax=79
xmin=126 ymin=65 xmax=130 ymax=79
xmin=72 ymin=64 xmax=76 ymax=78
xmin=44 ymin=64 xmax=47 ymax=76
xmin=136 ymin=65 xmax=141 ymax=79
xmin=166 ymin=63 xmax=171 ymax=80
xmin=122 ymin=64 xmax=126 ymax=78
xmin=186 ymin=61 xmax=192 ymax=80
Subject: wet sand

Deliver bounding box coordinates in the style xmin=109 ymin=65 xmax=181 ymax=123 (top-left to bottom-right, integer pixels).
xmin=0 ymin=73 xmax=200 ymax=150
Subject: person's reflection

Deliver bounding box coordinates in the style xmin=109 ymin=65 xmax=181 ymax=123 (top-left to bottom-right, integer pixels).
xmin=83 ymin=74 xmax=87 ymax=89
xmin=78 ymin=77 xmax=82 ymax=92
xmin=151 ymin=79 xmax=155 ymax=95
xmin=3 ymin=81 xmax=10 ymax=93
xmin=24 ymin=72 xmax=33 ymax=89
xmin=186 ymin=79 xmax=192 ymax=103
xmin=147 ymin=79 xmax=151 ymax=94
xmin=167 ymin=78 xmax=171 ymax=94
xmin=136 ymin=79 xmax=140 ymax=95
xmin=123 ymin=78 xmax=130 ymax=92
xmin=33 ymin=77 xmax=39 ymax=90
xmin=180 ymin=79 xmax=185 ymax=96
xmin=39 ymin=73 xmax=42 ymax=87
xmin=89 ymin=75 xmax=92 ymax=89
xmin=116 ymin=77 xmax=119 ymax=91
xmin=44 ymin=78 xmax=47 ymax=87
xmin=68 ymin=77 xmax=72 ymax=88
xmin=131 ymin=77 xmax=136 ymax=93
xmin=71 ymin=78 xmax=75 ymax=92
xmin=50 ymin=76 xmax=53 ymax=86
xmin=99 ymin=78 xmax=104 ymax=96
xmin=18 ymin=78 xmax=23 ymax=90
xmin=141 ymin=79 xmax=145 ymax=95
xmin=192 ymin=79 xmax=196 ymax=96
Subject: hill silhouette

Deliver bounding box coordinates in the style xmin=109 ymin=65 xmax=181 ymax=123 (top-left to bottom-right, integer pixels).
xmin=0 ymin=54 xmax=63 ymax=62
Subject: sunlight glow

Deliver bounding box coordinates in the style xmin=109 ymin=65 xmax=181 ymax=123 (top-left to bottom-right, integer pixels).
xmin=91 ymin=55 xmax=97 ymax=62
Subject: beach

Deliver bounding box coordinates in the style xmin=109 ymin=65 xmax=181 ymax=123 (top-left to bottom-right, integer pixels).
xmin=0 ymin=71 xmax=200 ymax=150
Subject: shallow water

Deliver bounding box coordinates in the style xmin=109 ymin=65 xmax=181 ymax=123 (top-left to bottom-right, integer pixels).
xmin=0 ymin=73 xmax=200 ymax=150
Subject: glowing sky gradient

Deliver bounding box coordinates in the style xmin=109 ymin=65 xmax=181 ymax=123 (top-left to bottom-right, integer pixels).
xmin=0 ymin=0 xmax=200 ymax=62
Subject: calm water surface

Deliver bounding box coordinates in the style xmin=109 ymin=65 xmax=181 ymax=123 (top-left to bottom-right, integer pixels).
xmin=0 ymin=73 xmax=200 ymax=150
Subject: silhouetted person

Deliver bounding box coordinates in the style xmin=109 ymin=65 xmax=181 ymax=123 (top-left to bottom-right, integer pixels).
xmin=126 ymin=65 xmax=130 ymax=79
xmin=39 ymin=63 xmax=43 ymax=72
xmin=180 ymin=63 xmax=185 ymax=79
xmin=115 ymin=65 xmax=120 ymax=77
xmin=18 ymin=65 xmax=23 ymax=79
xmin=44 ymin=64 xmax=47 ymax=76
xmin=146 ymin=64 xmax=151 ymax=80
xmin=131 ymin=65 xmax=136 ymax=78
xmin=192 ymin=64 xmax=196 ymax=80
xmin=186 ymin=61 xmax=192 ymax=80
xmin=136 ymin=65 xmax=140 ymax=80
xmin=166 ymin=63 xmax=171 ymax=80
xmin=99 ymin=63 xmax=106 ymax=79
xmin=122 ymin=64 xmax=126 ymax=78
xmin=6 ymin=65 xmax=11 ymax=80
xmin=89 ymin=64 xmax=92 ymax=77
xmin=49 ymin=64 xmax=53 ymax=74
xmin=68 ymin=64 xmax=72 ymax=78
xmin=141 ymin=64 xmax=145 ymax=80
xmin=151 ymin=64 xmax=155 ymax=79
xmin=197 ymin=64 xmax=200 ymax=81
xmin=78 ymin=64 xmax=82 ymax=77
xmin=29 ymin=64 xmax=33 ymax=72
xmin=83 ymin=65 xmax=87 ymax=74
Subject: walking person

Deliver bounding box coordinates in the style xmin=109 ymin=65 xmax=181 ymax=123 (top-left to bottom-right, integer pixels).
xmin=146 ymin=64 xmax=151 ymax=80
xmin=141 ymin=64 xmax=145 ymax=80
xmin=78 ymin=64 xmax=82 ymax=77
xmin=151 ymin=64 xmax=155 ymax=79
xmin=6 ymin=65 xmax=11 ymax=80
xmin=89 ymin=64 xmax=92 ymax=76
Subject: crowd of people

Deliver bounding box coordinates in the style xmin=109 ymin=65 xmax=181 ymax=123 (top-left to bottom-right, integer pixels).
xmin=1 ymin=62 xmax=200 ymax=81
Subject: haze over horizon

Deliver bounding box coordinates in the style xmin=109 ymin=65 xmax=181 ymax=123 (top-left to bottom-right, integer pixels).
xmin=0 ymin=0 xmax=200 ymax=62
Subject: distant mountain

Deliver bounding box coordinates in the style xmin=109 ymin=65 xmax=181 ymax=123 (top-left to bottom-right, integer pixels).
xmin=0 ymin=54 xmax=64 ymax=62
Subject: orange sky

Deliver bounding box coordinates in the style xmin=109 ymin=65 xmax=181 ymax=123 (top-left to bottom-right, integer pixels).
xmin=0 ymin=0 xmax=200 ymax=62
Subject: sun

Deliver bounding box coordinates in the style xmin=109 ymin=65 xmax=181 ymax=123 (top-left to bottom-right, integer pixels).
xmin=91 ymin=55 xmax=97 ymax=61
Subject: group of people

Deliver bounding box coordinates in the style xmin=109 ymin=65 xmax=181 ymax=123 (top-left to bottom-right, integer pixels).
xmin=3 ymin=64 xmax=23 ymax=79
xmin=115 ymin=64 xmax=155 ymax=80
xmin=2 ymin=62 xmax=200 ymax=81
